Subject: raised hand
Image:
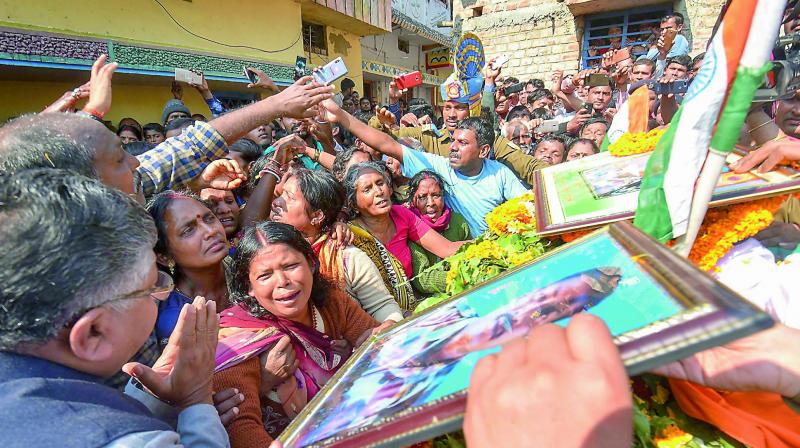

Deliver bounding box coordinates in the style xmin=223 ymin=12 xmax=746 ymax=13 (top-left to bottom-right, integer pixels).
xmin=84 ymin=54 xmax=118 ymax=116
xmin=246 ymin=67 xmax=279 ymax=92
xmin=388 ymin=80 xmax=404 ymax=103
xmin=43 ymin=81 xmax=91 ymax=114
xmin=200 ymin=158 xmax=247 ymax=190
xmin=188 ymin=71 xmax=212 ymax=100
xmin=376 ymin=107 xmax=397 ymax=129
xmin=464 ymin=314 xmax=632 ymax=448
xmin=274 ymin=76 xmax=334 ymax=119
xmin=171 ymin=80 xmax=183 ymax=100
xmin=484 ymin=56 xmax=502 ymax=85
xmin=271 ymin=134 xmax=306 ymax=166
xmin=122 ymin=296 xmax=219 ymax=409
xmin=399 ymin=112 xmax=419 ymax=128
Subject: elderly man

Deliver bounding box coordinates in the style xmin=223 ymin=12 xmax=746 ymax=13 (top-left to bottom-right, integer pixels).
xmin=0 ymin=56 xmax=333 ymax=203
xmin=0 ymin=169 xmax=226 ymax=447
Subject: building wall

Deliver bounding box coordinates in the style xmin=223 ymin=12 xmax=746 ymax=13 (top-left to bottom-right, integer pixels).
xmin=0 ymin=0 xmax=370 ymax=123
xmin=0 ymin=0 xmax=304 ymax=65
xmin=453 ymin=0 xmax=725 ymax=83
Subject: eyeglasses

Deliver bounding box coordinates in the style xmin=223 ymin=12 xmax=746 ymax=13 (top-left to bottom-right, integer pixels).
xmin=63 ymin=271 xmax=174 ymax=328
xmin=116 ymin=270 xmax=175 ymax=303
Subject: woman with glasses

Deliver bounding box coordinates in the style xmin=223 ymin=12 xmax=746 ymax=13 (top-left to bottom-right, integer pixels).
xmin=405 ymin=170 xmax=471 ymax=297
xmin=213 ymin=221 xmax=389 ymax=446
xmin=146 ymin=190 xmax=231 ymax=349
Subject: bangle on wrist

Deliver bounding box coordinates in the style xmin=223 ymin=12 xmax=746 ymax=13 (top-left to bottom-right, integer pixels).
xmin=258 ymin=168 xmax=281 ymax=182
xmin=82 ymin=107 xmax=105 ymax=120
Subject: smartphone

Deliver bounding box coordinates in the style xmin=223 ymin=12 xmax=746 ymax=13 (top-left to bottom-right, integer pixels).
xmin=534 ymin=119 xmax=560 ymax=134
xmin=661 ymin=28 xmax=678 ymax=52
xmin=602 ymin=47 xmax=632 ymax=68
xmin=175 ymin=68 xmax=203 ymax=85
xmin=395 ymin=71 xmax=423 ymax=90
xmin=312 ymin=57 xmax=348 ymax=85
xmin=654 ymin=79 xmax=690 ymax=95
xmin=491 ymin=55 xmax=510 ymax=70
xmin=503 ymin=82 xmax=524 ymax=96
xmin=580 ymin=102 xmax=594 ymax=114
xmin=244 ymin=67 xmax=258 ymax=84
xmin=587 ymin=73 xmax=611 ymax=88
xmin=294 ymin=56 xmax=307 ymax=81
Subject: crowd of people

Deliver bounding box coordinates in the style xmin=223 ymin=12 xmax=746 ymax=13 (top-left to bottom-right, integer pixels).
xmin=1 ymin=8 xmax=800 ymax=448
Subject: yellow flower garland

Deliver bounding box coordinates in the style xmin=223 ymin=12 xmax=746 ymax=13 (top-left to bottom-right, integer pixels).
xmin=608 ymin=128 xmax=666 ymax=157
xmin=688 ymin=194 xmax=792 ymax=272
xmin=485 ymin=192 xmax=537 ymax=235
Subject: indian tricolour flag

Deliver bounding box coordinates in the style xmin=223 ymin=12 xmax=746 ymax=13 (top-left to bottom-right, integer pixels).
xmin=600 ymin=85 xmax=651 ymax=152
xmin=633 ymin=0 xmax=781 ymax=242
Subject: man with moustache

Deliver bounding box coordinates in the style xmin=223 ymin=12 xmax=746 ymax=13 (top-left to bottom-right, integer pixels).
xmin=376 ymin=35 xmax=548 ymax=187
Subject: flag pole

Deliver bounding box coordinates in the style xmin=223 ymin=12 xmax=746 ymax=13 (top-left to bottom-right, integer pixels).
xmin=673 ymin=0 xmax=785 ymax=257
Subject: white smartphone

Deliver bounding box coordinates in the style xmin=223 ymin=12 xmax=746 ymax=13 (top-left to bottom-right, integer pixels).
xmin=175 ymin=68 xmax=203 ymax=85
xmin=534 ymin=119 xmax=561 ymax=134
xmin=491 ymin=55 xmax=509 ymax=70
xmin=312 ymin=57 xmax=349 ymax=85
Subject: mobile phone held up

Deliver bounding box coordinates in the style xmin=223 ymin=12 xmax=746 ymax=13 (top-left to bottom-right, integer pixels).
xmin=503 ymin=82 xmax=524 ymax=96
xmin=395 ymin=71 xmax=423 ymax=90
xmin=175 ymin=68 xmax=203 ymax=85
xmin=491 ymin=55 xmax=509 ymax=70
xmin=244 ymin=67 xmax=259 ymax=84
xmin=294 ymin=56 xmax=307 ymax=81
xmin=313 ymin=57 xmax=348 ymax=86
xmin=534 ymin=119 xmax=560 ymax=134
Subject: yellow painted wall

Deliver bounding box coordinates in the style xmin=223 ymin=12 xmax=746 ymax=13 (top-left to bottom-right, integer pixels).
xmin=0 ymin=0 xmax=371 ymax=122
xmin=0 ymin=0 xmax=303 ymax=65
xmin=0 ymin=80 xmax=218 ymax=126
xmin=306 ymin=25 xmax=366 ymax=96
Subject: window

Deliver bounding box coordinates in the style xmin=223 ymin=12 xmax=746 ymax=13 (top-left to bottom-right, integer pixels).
xmin=398 ymin=38 xmax=410 ymax=54
xmin=581 ymin=5 xmax=672 ymax=69
xmin=303 ymin=21 xmax=327 ymax=56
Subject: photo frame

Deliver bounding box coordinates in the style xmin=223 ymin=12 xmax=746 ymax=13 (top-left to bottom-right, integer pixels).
xmin=279 ymin=222 xmax=772 ymax=448
xmin=533 ymin=150 xmax=800 ymax=236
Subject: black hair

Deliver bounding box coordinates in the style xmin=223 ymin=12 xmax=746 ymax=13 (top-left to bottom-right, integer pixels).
xmin=192 ymin=113 xmax=208 ymax=122
xmin=118 ymin=117 xmax=142 ymax=131
xmin=530 ymin=107 xmax=554 ymax=120
xmin=124 ymin=141 xmax=152 ymax=157
xmin=143 ymin=122 xmax=165 ymax=135
xmin=341 ymin=78 xmax=355 ymax=92
xmin=633 ymin=57 xmax=656 ymax=71
xmin=343 ymin=161 xmax=392 ymax=214
xmin=567 ymin=137 xmax=599 ymax=153
xmin=406 ymin=170 xmax=449 ymax=205
xmin=692 ymin=53 xmax=705 ymax=67
xmin=332 ymin=146 xmax=371 ymax=182
xmin=229 ymin=138 xmax=263 ymax=164
xmin=506 ymin=105 xmax=532 ymax=122
xmin=527 ymin=88 xmax=555 ymax=105
xmin=661 ymin=13 xmax=684 ymax=26
xmin=456 ymin=117 xmax=495 ymax=149
xmin=666 ymin=54 xmax=692 ymax=70
xmin=408 ymin=98 xmax=428 ymax=107
xmin=580 ymin=118 xmax=610 ymax=136
xmin=410 ymin=104 xmax=435 ymax=120
xmin=527 ymin=79 xmax=546 ymax=89
xmin=0 ymin=169 xmax=156 ymax=349
xmin=229 ymin=221 xmax=330 ymax=317
xmin=145 ymin=190 xmax=208 ymax=259
xmin=117 ymin=124 xmax=142 ymax=141
xmin=288 ymin=168 xmax=345 ymax=231
xmin=245 ymin=155 xmax=273 ymax=196
xmin=165 ymin=117 xmax=194 ymax=133
xmin=502 ymin=77 xmax=520 ymax=86
xmin=536 ymin=133 xmax=566 ymax=148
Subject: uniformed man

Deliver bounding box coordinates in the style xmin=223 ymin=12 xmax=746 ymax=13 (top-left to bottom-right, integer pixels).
xmin=372 ymin=56 xmax=548 ymax=187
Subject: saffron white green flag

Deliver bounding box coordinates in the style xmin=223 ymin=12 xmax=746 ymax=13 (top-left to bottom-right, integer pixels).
xmin=633 ymin=0 xmax=763 ymax=242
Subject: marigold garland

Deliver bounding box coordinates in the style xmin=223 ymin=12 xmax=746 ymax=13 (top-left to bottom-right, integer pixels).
xmin=485 ymin=192 xmax=537 ymax=235
xmin=608 ymin=128 xmax=667 ymax=157
xmin=687 ymin=194 xmax=791 ymax=271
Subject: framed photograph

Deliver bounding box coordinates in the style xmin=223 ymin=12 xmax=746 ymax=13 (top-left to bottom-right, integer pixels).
xmin=533 ymin=150 xmax=800 ymax=236
xmin=279 ymin=222 xmax=772 ymax=448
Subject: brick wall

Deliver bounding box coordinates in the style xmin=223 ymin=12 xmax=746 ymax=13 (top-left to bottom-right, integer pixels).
xmin=454 ymin=0 xmax=725 ymax=84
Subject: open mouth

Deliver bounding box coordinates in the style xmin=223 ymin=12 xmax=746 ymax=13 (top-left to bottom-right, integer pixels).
xmin=219 ymin=217 xmax=236 ymax=227
xmin=274 ymin=290 xmax=301 ymax=303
